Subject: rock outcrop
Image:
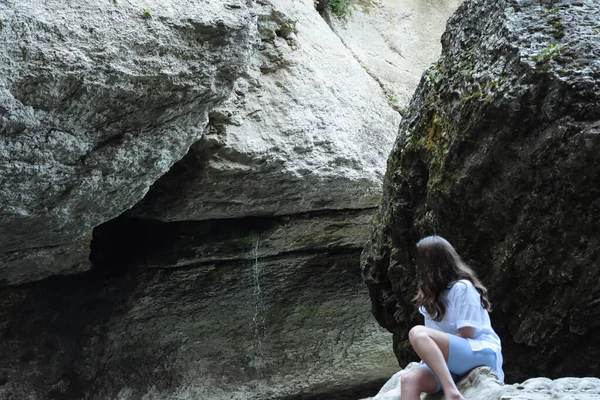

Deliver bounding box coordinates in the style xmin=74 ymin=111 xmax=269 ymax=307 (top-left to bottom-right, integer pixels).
xmin=331 ymin=0 xmax=463 ymax=110
xmin=127 ymin=0 xmax=400 ymax=222
xmin=362 ymin=363 xmax=600 ymax=400
xmin=362 ymin=0 xmax=600 ymax=383
xmin=0 ymin=0 xmax=409 ymax=398
xmin=0 ymin=211 xmax=399 ymax=400
xmin=0 ymin=0 xmax=258 ymax=285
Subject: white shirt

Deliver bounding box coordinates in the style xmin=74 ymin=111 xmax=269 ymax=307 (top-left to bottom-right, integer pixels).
xmin=419 ymin=279 xmax=505 ymax=382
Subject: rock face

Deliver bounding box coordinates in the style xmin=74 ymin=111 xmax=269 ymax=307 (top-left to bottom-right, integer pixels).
xmin=331 ymin=0 xmax=463 ymax=110
xmin=0 ymin=0 xmax=407 ymax=398
xmin=0 ymin=211 xmax=399 ymax=400
xmin=0 ymin=0 xmax=258 ymax=285
xmin=362 ymin=363 xmax=600 ymax=400
xmin=127 ymin=0 xmax=400 ymax=222
xmin=361 ymin=0 xmax=600 ymax=383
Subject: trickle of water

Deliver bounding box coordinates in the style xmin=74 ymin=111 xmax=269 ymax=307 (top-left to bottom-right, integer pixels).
xmin=250 ymin=234 xmax=266 ymax=378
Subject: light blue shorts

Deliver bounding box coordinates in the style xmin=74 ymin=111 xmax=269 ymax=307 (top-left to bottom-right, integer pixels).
xmin=418 ymin=333 xmax=497 ymax=393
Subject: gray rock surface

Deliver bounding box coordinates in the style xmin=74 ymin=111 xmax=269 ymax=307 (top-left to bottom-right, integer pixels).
xmin=128 ymin=0 xmax=401 ymax=222
xmin=361 ymin=0 xmax=600 ymax=383
xmin=331 ymin=0 xmax=463 ymax=111
xmin=0 ymin=0 xmax=404 ymax=398
xmin=363 ymin=363 xmax=600 ymax=400
xmin=0 ymin=233 xmax=91 ymax=286
xmin=0 ymin=0 xmax=258 ymax=284
xmin=0 ymin=210 xmax=399 ymax=400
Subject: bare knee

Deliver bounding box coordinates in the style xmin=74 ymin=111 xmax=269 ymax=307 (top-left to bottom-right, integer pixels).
xmin=400 ymin=372 xmax=418 ymax=392
xmin=409 ymin=325 xmax=428 ymax=345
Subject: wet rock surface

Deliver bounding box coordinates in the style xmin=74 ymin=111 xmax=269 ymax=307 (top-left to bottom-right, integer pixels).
xmin=0 ymin=211 xmax=398 ymax=400
xmin=361 ymin=0 xmax=600 ymax=383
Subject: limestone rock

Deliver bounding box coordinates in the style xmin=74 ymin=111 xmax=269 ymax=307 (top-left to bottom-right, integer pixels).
xmin=361 ymin=0 xmax=600 ymax=382
xmin=363 ymin=363 xmax=600 ymax=400
xmin=0 ymin=0 xmax=258 ymax=284
xmin=128 ymin=0 xmax=401 ymax=222
xmin=0 ymin=233 xmax=91 ymax=285
xmin=330 ymin=0 xmax=463 ymax=110
xmin=0 ymin=210 xmax=399 ymax=400
xmin=0 ymin=0 xmax=403 ymax=397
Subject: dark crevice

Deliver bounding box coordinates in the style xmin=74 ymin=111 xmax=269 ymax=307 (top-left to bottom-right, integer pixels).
xmin=273 ymin=206 xmax=378 ymax=219
xmin=91 ymin=206 xmax=375 ymax=272
xmin=90 ymin=214 xmax=283 ymax=272
xmin=314 ymin=0 xmax=329 ymax=15
xmin=0 ymin=265 xmax=145 ymax=399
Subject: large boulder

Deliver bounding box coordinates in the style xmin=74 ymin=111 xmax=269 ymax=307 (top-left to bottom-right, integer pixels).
xmin=361 ymin=0 xmax=600 ymax=383
xmin=0 ymin=0 xmax=404 ymax=398
xmin=127 ymin=0 xmax=400 ymax=222
xmin=0 ymin=0 xmax=258 ymax=284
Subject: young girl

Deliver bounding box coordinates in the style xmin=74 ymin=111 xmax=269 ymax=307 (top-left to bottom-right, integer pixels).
xmin=400 ymin=236 xmax=504 ymax=400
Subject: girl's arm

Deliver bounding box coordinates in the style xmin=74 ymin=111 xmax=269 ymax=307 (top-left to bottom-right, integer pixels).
xmin=450 ymin=281 xmax=483 ymax=338
xmin=456 ymin=326 xmax=475 ymax=339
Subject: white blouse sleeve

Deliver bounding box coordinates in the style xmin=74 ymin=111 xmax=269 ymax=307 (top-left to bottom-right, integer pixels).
xmin=450 ymin=281 xmax=486 ymax=332
xmin=455 ymin=304 xmax=485 ymax=331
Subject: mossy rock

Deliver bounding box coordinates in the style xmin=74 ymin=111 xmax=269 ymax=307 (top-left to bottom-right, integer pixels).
xmin=361 ymin=0 xmax=600 ymax=382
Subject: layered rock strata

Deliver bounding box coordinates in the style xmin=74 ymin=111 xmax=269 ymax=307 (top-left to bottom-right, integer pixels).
xmin=0 ymin=0 xmax=405 ymax=398
xmin=0 ymin=0 xmax=258 ymax=284
xmin=361 ymin=0 xmax=600 ymax=383
xmin=0 ymin=211 xmax=399 ymax=400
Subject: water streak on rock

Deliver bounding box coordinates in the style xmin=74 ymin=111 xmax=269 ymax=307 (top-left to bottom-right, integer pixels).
xmin=250 ymin=234 xmax=266 ymax=379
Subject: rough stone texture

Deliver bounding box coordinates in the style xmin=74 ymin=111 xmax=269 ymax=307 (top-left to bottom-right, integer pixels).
xmin=127 ymin=0 xmax=401 ymax=222
xmin=0 ymin=0 xmax=258 ymax=284
xmin=0 ymin=0 xmax=404 ymax=397
xmin=362 ymin=363 xmax=600 ymax=400
xmin=0 ymin=211 xmax=398 ymax=400
xmin=93 ymin=209 xmax=375 ymax=268
xmin=331 ymin=0 xmax=463 ymax=110
xmin=0 ymin=232 xmax=92 ymax=285
xmin=361 ymin=0 xmax=600 ymax=383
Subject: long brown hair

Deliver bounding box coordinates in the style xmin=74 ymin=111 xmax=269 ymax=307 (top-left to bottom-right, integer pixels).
xmin=413 ymin=235 xmax=491 ymax=322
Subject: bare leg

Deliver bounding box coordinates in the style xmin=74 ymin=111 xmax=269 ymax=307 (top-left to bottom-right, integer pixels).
xmin=400 ymin=367 xmax=438 ymax=400
xmin=408 ymin=325 xmax=465 ymax=400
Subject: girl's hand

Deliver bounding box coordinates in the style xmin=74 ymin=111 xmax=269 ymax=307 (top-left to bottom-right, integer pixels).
xmin=456 ymin=326 xmax=475 ymax=339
